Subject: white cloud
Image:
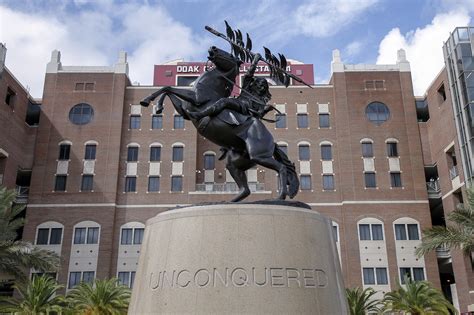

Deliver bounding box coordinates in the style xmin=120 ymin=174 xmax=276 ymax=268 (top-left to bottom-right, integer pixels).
xmin=0 ymin=3 xmax=205 ymax=97
xmin=376 ymin=10 xmax=471 ymax=95
xmin=294 ymin=0 xmax=379 ymax=38
xmin=344 ymin=40 xmax=364 ymax=58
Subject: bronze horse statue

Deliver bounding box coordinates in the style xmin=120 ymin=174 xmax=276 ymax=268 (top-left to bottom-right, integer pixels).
xmin=140 ymin=46 xmax=299 ymax=202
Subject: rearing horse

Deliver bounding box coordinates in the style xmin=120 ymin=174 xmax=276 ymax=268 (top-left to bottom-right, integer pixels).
xmin=140 ymin=46 xmax=299 ymax=202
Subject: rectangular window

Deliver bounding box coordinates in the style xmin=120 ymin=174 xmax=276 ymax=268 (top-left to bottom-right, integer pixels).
xmin=204 ymin=155 xmax=215 ymax=170
xmin=74 ymin=227 xmax=87 ymax=244
xmin=87 ymin=227 xmax=99 ymax=244
xmin=359 ymin=224 xmax=371 ymax=240
xmin=68 ymin=272 xmax=81 ymax=289
xmin=390 ymin=172 xmax=402 ymax=187
xmin=174 ymin=115 xmax=185 ymax=129
xmin=121 ymin=228 xmax=133 ymax=245
xmin=387 ymin=142 xmax=398 ymax=157
xmin=407 ymin=224 xmax=419 ymax=240
xmin=49 ymin=228 xmax=62 ymax=245
xmin=400 ymin=268 xmax=412 ymax=284
xmin=332 ymin=225 xmax=338 ymax=242
xmin=81 ymin=175 xmax=93 ymax=191
xmin=85 ymin=83 xmax=94 ymax=91
xmin=150 ymin=147 xmax=161 ymax=162
xmin=413 ymin=268 xmax=425 ymax=281
xmin=362 ymin=143 xmax=373 ymax=158
xmin=319 ymin=114 xmax=330 ymax=128
xmin=58 ymin=144 xmax=71 ymax=160
xmin=395 ymin=224 xmax=407 ymax=240
xmin=36 ymin=228 xmax=49 ymax=245
xmin=148 ymin=176 xmax=160 ymax=192
xmin=134 ymin=228 xmax=144 ymax=245
xmin=172 ymin=147 xmax=184 ymax=162
xmin=171 ymin=176 xmax=183 ymax=192
xmin=298 ymin=145 xmax=310 ymax=161
xmin=127 ymin=147 xmax=139 ymax=162
xmin=297 ymin=114 xmax=309 ymax=128
xmin=376 ymin=268 xmax=388 ymax=285
xmin=125 ymin=176 xmax=137 ymax=192
xmin=300 ymin=175 xmax=311 ymax=190
xmin=74 ymin=83 xmax=84 ymax=91
xmin=118 ymin=272 xmax=130 ymax=287
xmin=364 ymin=172 xmax=376 ymax=188
xmin=82 ymin=271 xmax=95 ymax=284
xmin=371 ymin=224 xmax=384 ymax=240
xmin=130 ymin=115 xmax=141 ymax=129
xmin=321 ymin=145 xmax=332 ymax=160
xmin=363 ymin=268 xmax=375 ymax=285
xmin=54 ymin=175 xmax=67 ymax=191
xmin=151 ymin=115 xmax=163 ymax=129
xmin=275 ymin=114 xmax=286 ymax=128
xmin=5 ymin=87 xmax=15 ymax=107
xmin=323 ymin=175 xmax=334 ymax=190
xmin=84 ymin=144 xmax=96 ymax=160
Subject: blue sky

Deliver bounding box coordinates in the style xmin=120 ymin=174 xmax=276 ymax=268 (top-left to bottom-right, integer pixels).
xmin=0 ymin=0 xmax=473 ymax=97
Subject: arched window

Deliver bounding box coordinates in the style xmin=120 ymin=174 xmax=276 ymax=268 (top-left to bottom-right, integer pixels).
xmin=204 ymin=152 xmax=216 ymax=170
xmin=36 ymin=221 xmax=64 ymax=245
xmin=149 ymin=144 xmax=162 ymax=162
xmin=73 ymin=221 xmax=100 ymax=245
xmin=127 ymin=144 xmax=139 ymax=162
xmin=120 ymin=222 xmax=145 ymax=245
xmin=320 ymin=142 xmax=333 ymax=161
xmin=298 ymin=142 xmax=310 ymax=161
xmin=69 ymin=103 xmax=94 ymax=125
xmin=58 ymin=141 xmax=71 ymax=160
xmin=358 ymin=218 xmax=384 ymax=241
xmin=172 ymin=145 xmax=184 ymax=162
xmin=393 ymin=217 xmax=420 ymax=241
xmin=360 ymin=138 xmax=374 ymax=158
xmin=366 ymin=102 xmax=390 ymax=125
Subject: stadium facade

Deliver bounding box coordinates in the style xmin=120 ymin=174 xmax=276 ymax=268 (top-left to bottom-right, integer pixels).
xmin=0 ymin=27 xmax=473 ymax=312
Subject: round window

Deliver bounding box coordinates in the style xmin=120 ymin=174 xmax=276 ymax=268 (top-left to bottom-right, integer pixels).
xmin=69 ymin=103 xmax=94 ymax=125
xmin=365 ymin=102 xmax=390 ymax=125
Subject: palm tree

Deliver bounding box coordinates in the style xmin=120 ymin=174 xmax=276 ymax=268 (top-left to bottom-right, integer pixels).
xmin=383 ymin=276 xmax=457 ymax=315
xmin=0 ymin=275 xmax=64 ymax=314
xmin=416 ymin=187 xmax=474 ymax=258
xmin=0 ymin=187 xmax=59 ymax=281
xmin=65 ymin=278 xmax=131 ymax=314
xmin=346 ymin=287 xmax=381 ymax=315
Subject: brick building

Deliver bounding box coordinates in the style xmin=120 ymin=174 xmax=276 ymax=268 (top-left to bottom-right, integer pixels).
xmin=1 ymin=27 xmax=472 ymax=312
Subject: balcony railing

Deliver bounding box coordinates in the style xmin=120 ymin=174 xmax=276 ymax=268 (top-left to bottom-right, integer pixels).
xmin=435 ymin=246 xmax=451 ymax=259
xmin=195 ymin=183 xmax=265 ymax=193
xmin=426 ymin=180 xmax=441 ymax=198
xmin=449 ymin=166 xmax=459 ymax=180
xmin=15 ymin=185 xmax=30 ymax=203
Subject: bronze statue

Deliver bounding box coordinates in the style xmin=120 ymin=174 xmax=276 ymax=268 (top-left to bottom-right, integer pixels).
xmin=140 ymin=22 xmax=311 ymax=202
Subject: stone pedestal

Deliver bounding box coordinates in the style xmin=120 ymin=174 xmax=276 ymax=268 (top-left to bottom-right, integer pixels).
xmin=129 ymin=203 xmax=348 ymax=314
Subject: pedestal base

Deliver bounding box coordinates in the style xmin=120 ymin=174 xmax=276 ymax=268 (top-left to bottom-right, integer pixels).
xmin=129 ymin=203 xmax=348 ymax=314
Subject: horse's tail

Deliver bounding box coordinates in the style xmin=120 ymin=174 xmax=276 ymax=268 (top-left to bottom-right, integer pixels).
xmin=273 ymin=144 xmax=299 ymax=198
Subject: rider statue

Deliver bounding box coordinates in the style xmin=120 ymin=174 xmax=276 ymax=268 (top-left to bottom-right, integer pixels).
xmin=139 ymin=23 xmax=302 ymax=202
xmin=188 ymin=53 xmax=273 ymax=123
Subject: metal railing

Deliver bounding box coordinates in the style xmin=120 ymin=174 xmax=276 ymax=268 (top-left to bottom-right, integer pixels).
xmin=426 ymin=180 xmax=441 ymax=194
xmin=15 ymin=185 xmax=30 ymax=203
xmin=449 ymin=166 xmax=459 ymax=180
xmin=195 ymin=183 xmax=265 ymax=192
xmin=435 ymin=246 xmax=451 ymax=259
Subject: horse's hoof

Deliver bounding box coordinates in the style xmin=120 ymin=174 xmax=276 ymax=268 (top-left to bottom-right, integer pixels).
xmin=140 ymin=100 xmax=150 ymax=107
xmin=231 ymin=189 xmax=250 ymax=202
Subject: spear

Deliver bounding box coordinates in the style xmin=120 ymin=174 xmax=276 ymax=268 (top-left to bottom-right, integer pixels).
xmin=205 ymin=25 xmax=313 ymax=89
